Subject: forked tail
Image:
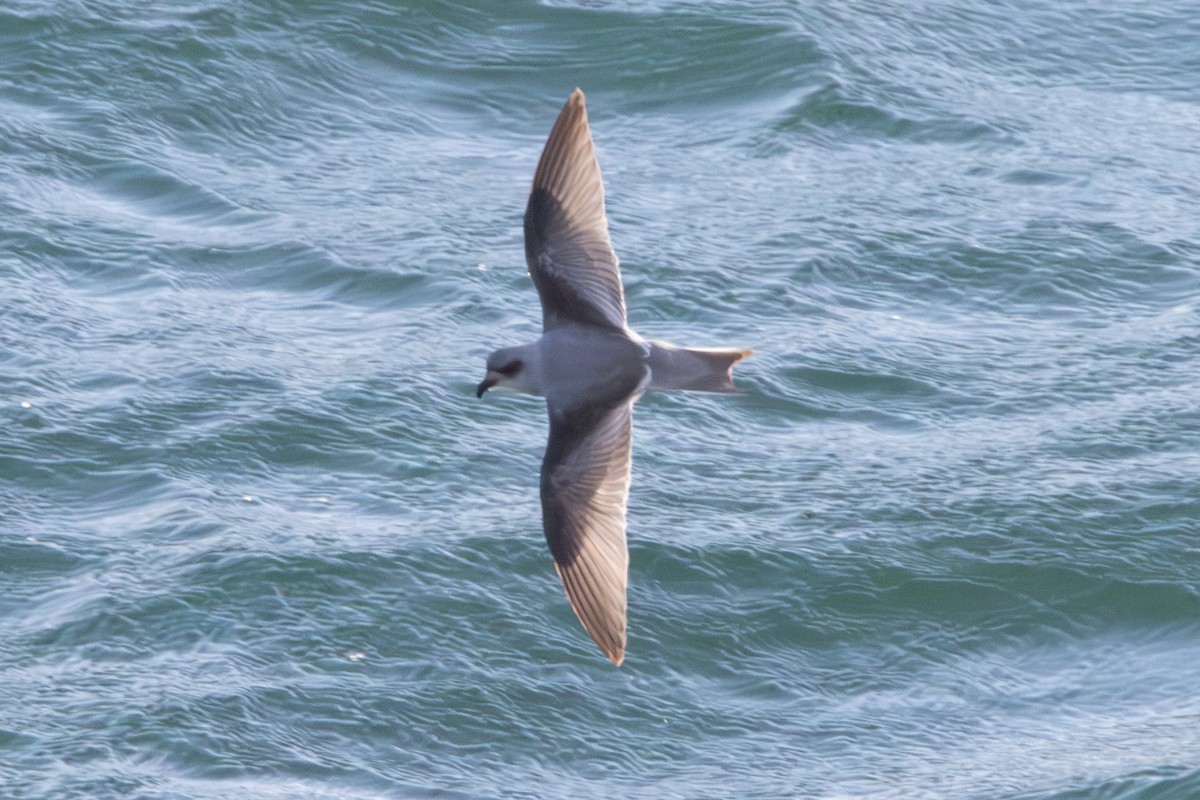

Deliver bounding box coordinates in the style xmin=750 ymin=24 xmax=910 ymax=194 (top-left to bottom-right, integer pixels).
xmin=646 ymin=341 xmax=752 ymax=393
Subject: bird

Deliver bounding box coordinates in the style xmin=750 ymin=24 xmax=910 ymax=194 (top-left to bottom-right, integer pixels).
xmin=476 ymin=88 xmax=750 ymax=665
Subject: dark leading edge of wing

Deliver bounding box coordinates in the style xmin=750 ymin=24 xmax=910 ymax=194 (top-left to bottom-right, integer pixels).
xmin=540 ymin=400 xmax=633 ymax=665
xmin=524 ymin=88 xmax=627 ymax=332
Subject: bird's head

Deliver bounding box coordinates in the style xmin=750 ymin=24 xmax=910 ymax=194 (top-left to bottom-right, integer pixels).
xmin=476 ymin=347 xmax=534 ymax=398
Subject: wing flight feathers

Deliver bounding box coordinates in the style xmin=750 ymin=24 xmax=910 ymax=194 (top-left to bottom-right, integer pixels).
xmin=524 ymin=89 xmax=627 ymax=331
xmin=540 ymin=400 xmax=633 ymax=665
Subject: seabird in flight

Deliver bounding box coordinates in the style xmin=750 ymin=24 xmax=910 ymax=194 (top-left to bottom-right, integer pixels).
xmin=477 ymin=88 xmax=750 ymax=665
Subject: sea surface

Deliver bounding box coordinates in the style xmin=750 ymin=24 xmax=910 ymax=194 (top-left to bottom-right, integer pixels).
xmin=3 ymin=2 xmax=1199 ymax=798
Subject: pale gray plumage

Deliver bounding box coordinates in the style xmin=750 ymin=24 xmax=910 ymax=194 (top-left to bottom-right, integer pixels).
xmin=477 ymin=88 xmax=750 ymax=665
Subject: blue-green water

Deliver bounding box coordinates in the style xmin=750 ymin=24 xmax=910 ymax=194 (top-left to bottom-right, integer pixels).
xmin=3 ymin=2 xmax=1200 ymax=798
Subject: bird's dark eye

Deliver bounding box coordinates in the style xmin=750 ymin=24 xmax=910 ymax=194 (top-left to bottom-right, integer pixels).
xmin=498 ymin=359 xmax=522 ymax=376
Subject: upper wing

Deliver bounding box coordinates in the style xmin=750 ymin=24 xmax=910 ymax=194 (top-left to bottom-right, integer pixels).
xmin=540 ymin=399 xmax=633 ymax=665
xmin=524 ymin=88 xmax=627 ymax=332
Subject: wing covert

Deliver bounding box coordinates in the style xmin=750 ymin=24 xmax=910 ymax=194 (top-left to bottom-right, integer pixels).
xmin=540 ymin=399 xmax=633 ymax=665
xmin=524 ymin=89 xmax=627 ymax=332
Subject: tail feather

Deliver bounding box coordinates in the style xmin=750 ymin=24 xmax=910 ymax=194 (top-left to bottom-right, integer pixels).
xmin=646 ymin=341 xmax=752 ymax=393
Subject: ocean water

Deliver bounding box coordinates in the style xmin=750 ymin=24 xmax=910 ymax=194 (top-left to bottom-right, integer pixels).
xmin=3 ymin=1 xmax=1199 ymax=798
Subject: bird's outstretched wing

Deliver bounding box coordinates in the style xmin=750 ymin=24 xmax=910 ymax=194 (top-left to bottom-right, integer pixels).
xmin=540 ymin=398 xmax=632 ymax=665
xmin=524 ymin=88 xmax=627 ymax=332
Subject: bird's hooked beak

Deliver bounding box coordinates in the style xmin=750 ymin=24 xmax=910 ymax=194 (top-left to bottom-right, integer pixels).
xmin=476 ymin=371 xmax=500 ymax=398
